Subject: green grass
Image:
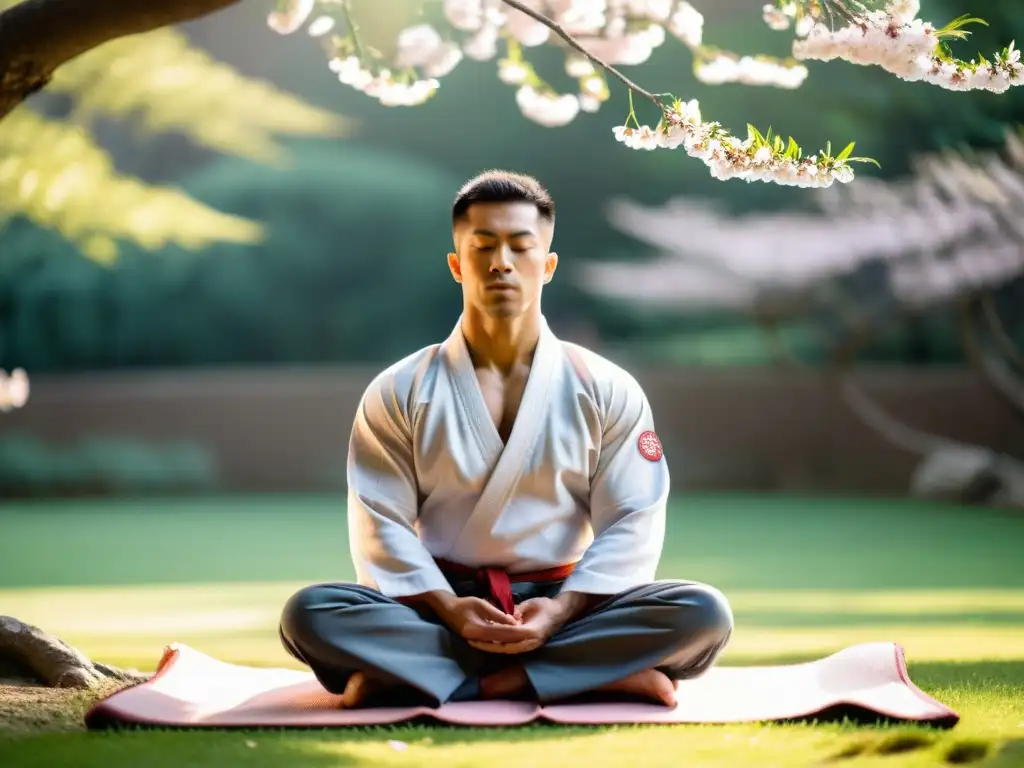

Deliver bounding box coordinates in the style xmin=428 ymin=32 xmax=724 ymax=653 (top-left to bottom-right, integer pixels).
xmin=1 ymin=493 xmax=1022 ymax=767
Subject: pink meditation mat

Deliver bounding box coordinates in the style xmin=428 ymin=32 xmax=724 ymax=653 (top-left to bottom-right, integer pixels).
xmin=84 ymin=642 xmax=959 ymax=729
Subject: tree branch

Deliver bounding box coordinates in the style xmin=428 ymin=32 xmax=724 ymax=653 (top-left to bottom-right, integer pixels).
xmin=959 ymin=294 xmax=1024 ymax=419
xmin=759 ymin=312 xmax=948 ymax=457
xmin=498 ymin=0 xmax=668 ymax=111
xmin=0 ymin=0 xmax=240 ymax=121
xmin=980 ymin=290 xmax=1024 ymax=371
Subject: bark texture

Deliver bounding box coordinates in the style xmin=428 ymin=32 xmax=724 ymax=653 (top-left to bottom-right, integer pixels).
xmin=0 ymin=0 xmax=240 ymax=120
xmin=0 ymin=616 xmax=147 ymax=689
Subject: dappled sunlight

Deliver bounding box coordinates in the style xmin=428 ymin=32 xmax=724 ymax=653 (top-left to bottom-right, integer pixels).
xmin=721 ymin=625 xmax=1024 ymax=663
xmin=3 ymin=583 xmax=1022 ymax=671
xmin=0 ymin=108 xmax=264 ymax=264
xmin=46 ymin=28 xmax=352 ymax=164
xmin=295 ymin=724 xmax=863 ymax=768
xmin=1 ymin=496 xmax=1021 ymax=765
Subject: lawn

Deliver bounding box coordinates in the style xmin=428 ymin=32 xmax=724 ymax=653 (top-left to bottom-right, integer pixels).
xmin=1 ymin=493 xmax=1022 ymax=767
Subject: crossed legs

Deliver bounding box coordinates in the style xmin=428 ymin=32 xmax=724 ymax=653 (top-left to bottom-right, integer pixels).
xmin=279 ymin=580 xmax=733 ymax=707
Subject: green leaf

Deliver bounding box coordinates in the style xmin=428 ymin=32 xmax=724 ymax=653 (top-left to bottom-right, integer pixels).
xmin=836 ymin=141 xmax=856 ymax=162
xmin=936 ymin=14 xmax=988 ymax=41
xmin=747 ymin=123 xmax=766 ymax=146
xmin=849 ymin=155 xmax=881 ymax=168
xmin=946 ymin=14 xmax=989 ymax=30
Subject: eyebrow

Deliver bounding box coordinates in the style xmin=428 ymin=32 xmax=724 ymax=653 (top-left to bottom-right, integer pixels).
xmin=471 ymin=229 xmax=536 ymax=238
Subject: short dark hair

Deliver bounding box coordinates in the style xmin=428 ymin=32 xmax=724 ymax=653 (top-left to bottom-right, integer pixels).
xmin=452 ymin=170 xmax=555 ymax=224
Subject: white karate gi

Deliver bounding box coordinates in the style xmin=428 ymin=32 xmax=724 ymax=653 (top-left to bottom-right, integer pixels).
xmin=279 ymin=315 xmax=731 ymax=705
xmin=346 ymin=314 xmax=670 ymax=598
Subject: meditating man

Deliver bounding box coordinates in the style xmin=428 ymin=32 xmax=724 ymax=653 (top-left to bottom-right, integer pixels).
xmin=279 ymin=170 xmax=733 ymax=708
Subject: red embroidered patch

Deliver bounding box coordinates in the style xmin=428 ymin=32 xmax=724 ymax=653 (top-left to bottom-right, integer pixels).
xmin=637 ymin=430 xmax=663 ymax=462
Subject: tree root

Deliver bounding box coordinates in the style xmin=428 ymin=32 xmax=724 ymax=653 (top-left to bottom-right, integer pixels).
xmin=0 ymin=616 xmax=148 ymax=689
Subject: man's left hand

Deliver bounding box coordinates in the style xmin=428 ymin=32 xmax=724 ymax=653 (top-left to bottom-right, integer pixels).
xmin=467 ymin=596 xmax=570 ymax=655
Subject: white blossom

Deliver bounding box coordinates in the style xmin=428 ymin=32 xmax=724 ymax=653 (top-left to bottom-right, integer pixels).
xmin=306 ymin=16 xmax=335 ymax=37
xmin=516 ymin=85 xmax=580 ymax=126
xmin=793 ymin=3 xmax=1023 ymax=93
xmin=266 ymin=0 xmax=315 ymax=35
xmin=424 ymin=43 xmax=464 ymax=78
xmin=504 ymin=0 xmax=551 ymax=46
xmin=395 ymin=25 xmax=445 ymax=69
xmin=498 ymin=59 xmax=530 ymax=84
xmin=333 ymin=55 xmax=439 ymax=106
xmin=444 ymin=0 xmax=489 ymax=30
xmin=332 ymin=55 xmax=375 ymax=90
xmin=695 ymin=54 xmax=807 ymax=89
xmin=763 ymin=4 xmax=790 ymax=31
xmin=0 ymin=369 xmax=29 ymax=412
xmin=369 ymin=76 xmax=440 ymax=107
xmin=574 ymin=25 xmax=664 ymax=67
xmin=667 ymin=2 xmax=704 ymax=48
xmin=463 ymin=24 xmax=501 ymax=60
xmin=565 ymin=54 xmax=596 ymax=78
xmin=613 ymin=100 xmax=858 ymax=189
xmin=393 ymin=24 xmax=464 ymax=77
xmin=888 ymin=0 xmax=921 ymax=25
xmin=581 ymin=73 xmax=604 ymax=95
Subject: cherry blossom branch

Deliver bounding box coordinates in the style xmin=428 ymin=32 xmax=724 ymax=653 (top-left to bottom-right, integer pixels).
xmin=266 ymin=0 xmax=883 ymax=186
xmin=498 ymin=0 xmax=667 ymax=111
xmin=496 ymin=0 xmax=873 ymax=186
xmin=768 ymin=0 xmax=1024 ymax=93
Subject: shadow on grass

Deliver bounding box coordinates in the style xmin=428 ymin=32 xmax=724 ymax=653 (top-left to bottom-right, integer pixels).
xmin=0 ymin=731 xmax=366 ymax=768
xmin=979 ymin=739 xmax=1024 ymax=766
xmin=826 ymin=736 xmax=1023 ymax=766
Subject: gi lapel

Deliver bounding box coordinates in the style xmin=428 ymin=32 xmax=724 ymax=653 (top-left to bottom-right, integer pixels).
xmin=443 ymin=315 xmax=560 ymax=557
xmin=442 ymin=318 xmax=505 ymax=471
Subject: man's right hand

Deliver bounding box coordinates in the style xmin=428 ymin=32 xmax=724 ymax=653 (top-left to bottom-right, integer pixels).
xmin=422 ymin=592 xmax=529 ymax=643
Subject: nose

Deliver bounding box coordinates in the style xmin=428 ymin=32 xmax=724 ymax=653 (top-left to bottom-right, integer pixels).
xmin=489 ymin=244 xmax=514 ymax=273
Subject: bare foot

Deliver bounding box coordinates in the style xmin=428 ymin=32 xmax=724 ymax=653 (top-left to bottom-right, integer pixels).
xmin=597 ymin=668 xmax=676 ymax=707
xmin=479 ymin=665 xmax=533 ymax=700
xmin=340 ymin=671 xmax=392 ymax=708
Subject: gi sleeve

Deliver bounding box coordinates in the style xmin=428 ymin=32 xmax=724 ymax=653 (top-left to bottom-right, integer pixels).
xmin=346 ymin=372 xmax=454 ymax=598
xmin=558 ymin=371 xmax=670 ymax=596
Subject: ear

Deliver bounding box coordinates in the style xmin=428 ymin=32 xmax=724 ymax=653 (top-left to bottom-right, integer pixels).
xmin=447 ymin=251 xmax=462 ymax=283
xmin=543 ymin=252 xmax=558 ymax=284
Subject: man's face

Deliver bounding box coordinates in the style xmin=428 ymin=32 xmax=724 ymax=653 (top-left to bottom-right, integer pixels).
xmin=448 ymin=201 xmax=557 ymax=319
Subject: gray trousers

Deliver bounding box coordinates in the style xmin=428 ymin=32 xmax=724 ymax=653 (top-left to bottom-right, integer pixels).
xmin=279 ymin=576 xmax=733 ymax=707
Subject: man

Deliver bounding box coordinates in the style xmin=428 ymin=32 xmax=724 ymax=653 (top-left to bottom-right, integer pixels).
xmin=279 ymin=170 xmax=733 ymax=709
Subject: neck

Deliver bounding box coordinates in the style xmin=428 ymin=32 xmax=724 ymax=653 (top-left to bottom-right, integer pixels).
xmin=460 ymin=306 xmax=543 ymax=373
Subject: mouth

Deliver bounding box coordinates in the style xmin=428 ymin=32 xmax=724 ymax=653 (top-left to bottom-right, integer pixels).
xmin=486 ymin=284 xmax=518 ymax=292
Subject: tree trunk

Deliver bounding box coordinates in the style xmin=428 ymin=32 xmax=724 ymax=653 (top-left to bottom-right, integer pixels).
xmin=0 ymin=0 xmax=241 ymax=121
xmin=0 ymin=616 xmax=147 ymax=689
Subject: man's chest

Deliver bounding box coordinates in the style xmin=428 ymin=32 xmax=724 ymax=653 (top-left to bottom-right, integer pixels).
xmin=412 ymin=382 xmax=599 ymax=502
xmin=474 ymin=366 xmax=528 ymax=444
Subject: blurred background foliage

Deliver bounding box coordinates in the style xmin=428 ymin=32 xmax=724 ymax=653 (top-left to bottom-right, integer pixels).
xmin=1 ymin=0 xmax=1023 ymax=370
